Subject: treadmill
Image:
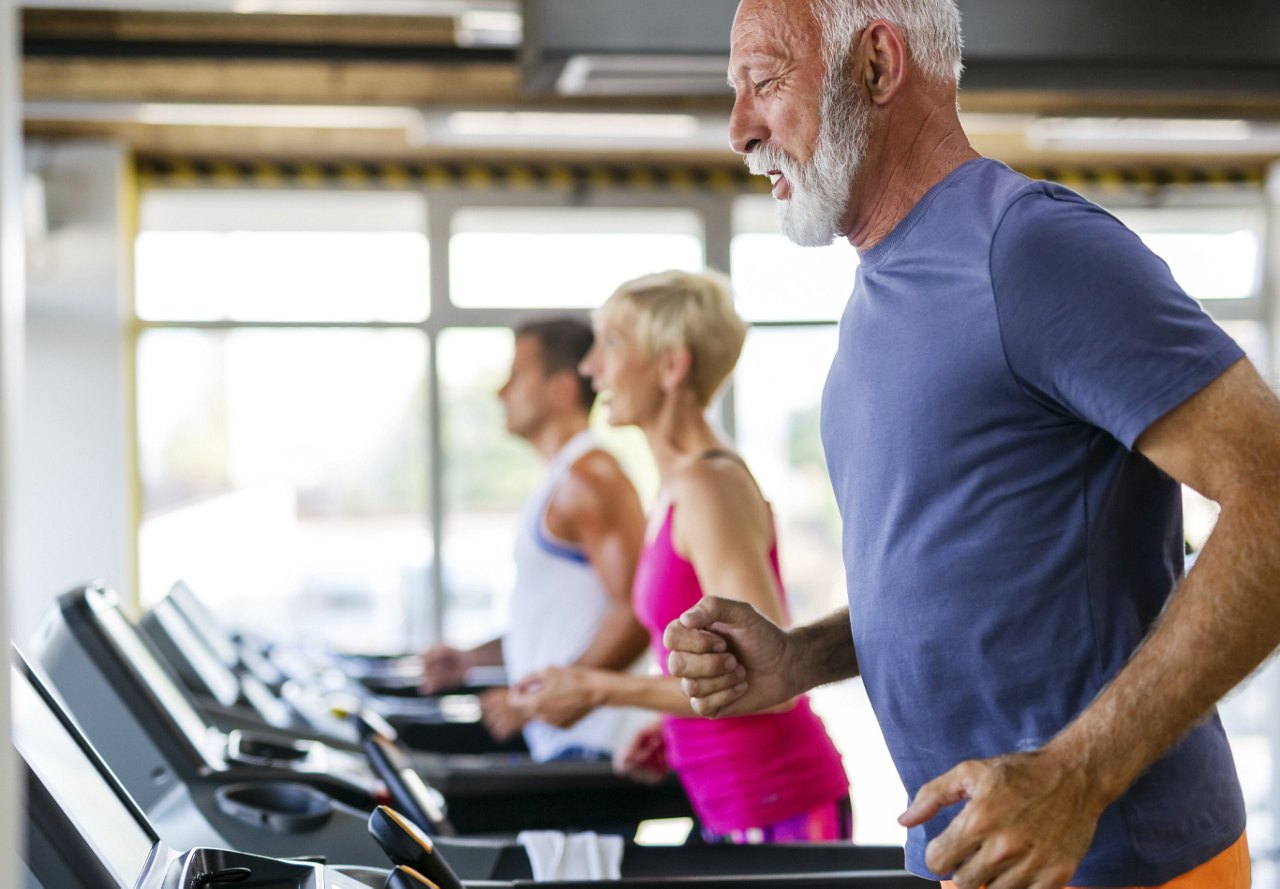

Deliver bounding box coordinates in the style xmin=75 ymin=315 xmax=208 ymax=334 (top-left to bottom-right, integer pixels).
xmin=141 ymin=583 xmax=525 ymax=755
xmin=135 ymin=587 xmax=929 ymax=879
xmin=29 ymin=584 xmax=931 ymax=883
xmin=154 ymin=580 xmax=468 ymax=698
xmin=45 ymin=582 xmax=690 ymax=835
xmin=14 ymin=652 xmax=939 ymax=889
xmin=15 ymin=653 xmax=388 ymax=888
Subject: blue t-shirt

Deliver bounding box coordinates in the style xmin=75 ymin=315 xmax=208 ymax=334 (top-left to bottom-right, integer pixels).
xmin=820 ymin=158 xmax=1246 ymax=884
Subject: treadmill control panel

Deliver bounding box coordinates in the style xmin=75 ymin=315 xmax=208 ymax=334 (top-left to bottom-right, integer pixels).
xmin=13 ymin=661 xmax=160 ymax=888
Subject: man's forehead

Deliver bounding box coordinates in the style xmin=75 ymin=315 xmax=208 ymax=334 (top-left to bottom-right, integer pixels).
xmin=513 ymin=334 xmax=541 ymax=360
xmin=730 ymin=0 xmax=820 ymax=60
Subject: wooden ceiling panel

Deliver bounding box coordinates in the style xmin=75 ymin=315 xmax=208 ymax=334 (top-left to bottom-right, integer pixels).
xmin=22 ymin=10 xmax=459 ymax=46
xmin=23 ymin=58 xmax=523 ymax=104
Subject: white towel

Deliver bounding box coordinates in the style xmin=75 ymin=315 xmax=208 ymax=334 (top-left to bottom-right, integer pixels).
xmin=516 ymin=830 xmax=625 ymax=880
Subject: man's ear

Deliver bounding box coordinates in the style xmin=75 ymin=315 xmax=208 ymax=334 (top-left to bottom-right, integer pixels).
xmin=549 ymin=368 xmax=582 ymax=406
xmin=658 ymin=346 xmax=693 ymax=393
xmin=859 ymin=19 xmax=908 ymax=105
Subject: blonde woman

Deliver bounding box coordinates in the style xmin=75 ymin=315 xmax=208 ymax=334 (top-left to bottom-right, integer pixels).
xmin=510 ymin=269 xmax=850 ymax=843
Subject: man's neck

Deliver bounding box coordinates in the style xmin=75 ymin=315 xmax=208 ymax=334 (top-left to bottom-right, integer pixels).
xmin=843 ymin=101 xmax=980 ymax=252
xmin=528 ymin=414 xmax=590 ymax=462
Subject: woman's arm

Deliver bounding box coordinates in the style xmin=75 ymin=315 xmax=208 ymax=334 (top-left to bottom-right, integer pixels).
xmin=510 ymin=665 xmax=701 ymax=726
xmin=513 ymin=456 xmax=789 ymax=727
xmin=671 ymin=458 xmax=787 ymax=626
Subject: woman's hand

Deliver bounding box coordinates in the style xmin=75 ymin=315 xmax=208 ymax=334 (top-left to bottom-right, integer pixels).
xmin=615 ymin=720 xmax=669 ymax=784
xmin=508 ymin=665 xmax=602 ymax=728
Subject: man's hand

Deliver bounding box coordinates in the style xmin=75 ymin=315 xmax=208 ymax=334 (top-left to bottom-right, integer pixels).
xmin=477 ymin=687 xmax=527 ymax=741
xmin=662 ymin=595 xmax=797 ymax=718
xmin=420 ymin=645 xmax=468 ymax=694
xmin=508 ymin=666 xmax=598 ymax=729
xmin=900 ymin=748 xmax=1105 ymax=889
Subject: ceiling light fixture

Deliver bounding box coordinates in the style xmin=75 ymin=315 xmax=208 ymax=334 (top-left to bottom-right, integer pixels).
xmin=1027 ymin=117 xmax=1280 ymax=154
xmin=455 ymin=9 xmax=521 ymax=48
xmin=24 ymin=101 xmax=425 ymax=130
xmin=411 ymin=109 xmax=730 ymax=151
xmin=555 ymin=55 xmax=733 ymax=97
xmin=445 ymin=111 xmax=700 ymax=140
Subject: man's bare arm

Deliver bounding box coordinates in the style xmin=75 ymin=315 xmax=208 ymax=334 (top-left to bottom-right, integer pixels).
xmin=1056 ymin=357 xmax=1280 ymax=801
xmin=908 ymin=357 xmax=1280 ymax=887
xmin=546 ymin=450 xmax=650 ymax=670
xmin=791 ymin=607 xmax=860 ymax=686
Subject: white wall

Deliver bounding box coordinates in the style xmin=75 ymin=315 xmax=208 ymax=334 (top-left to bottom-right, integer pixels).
xmin=13 ymin=140 xmax=133 ymax=643
xmin=1 ymin=0 xmax=24 ymax=884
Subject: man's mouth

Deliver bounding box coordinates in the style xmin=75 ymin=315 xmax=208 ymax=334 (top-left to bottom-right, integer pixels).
xmin=768 ymin=170 xmax=791 ymax=200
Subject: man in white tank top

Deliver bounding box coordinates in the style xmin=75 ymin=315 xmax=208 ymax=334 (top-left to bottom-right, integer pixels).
xmin=420 ymin=319 xmax=650 ymax=762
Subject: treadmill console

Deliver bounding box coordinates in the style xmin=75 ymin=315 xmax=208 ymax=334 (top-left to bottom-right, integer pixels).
xmin=15 ymin=654 xmax=382 ymax=889
xmin=14 ymin=660 xmax=161 ymax=888
xmin=166 ymin=580 xmax=241 ymax=668
xmin=68 ymin=585 xmax=224 ymax=766
xmin=146 ymin=597 xmax=242 ymax=709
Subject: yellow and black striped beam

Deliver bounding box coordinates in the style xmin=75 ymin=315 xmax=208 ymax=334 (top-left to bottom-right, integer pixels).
xmin=136 ymin=156 xmax=1268 ymax=193
xmin=136 ymin=157 xmax=757 ymax=193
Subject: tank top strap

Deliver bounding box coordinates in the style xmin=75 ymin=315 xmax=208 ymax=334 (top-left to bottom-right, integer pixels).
xmin=535 ymin=430 xmax=600 ymax=514
xmin=549 ymin=429 xmax=601 ymax=480
xmin=528 ymin=430 xmax=600 ymax=565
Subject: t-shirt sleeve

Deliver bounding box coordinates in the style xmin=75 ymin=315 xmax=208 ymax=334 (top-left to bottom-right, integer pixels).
xmin=989 ymin=188 xmax=1244 ymax=449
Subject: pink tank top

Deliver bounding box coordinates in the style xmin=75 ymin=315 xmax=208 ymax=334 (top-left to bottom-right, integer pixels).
xmin=633 ymin=505 xmax=850 ymax=834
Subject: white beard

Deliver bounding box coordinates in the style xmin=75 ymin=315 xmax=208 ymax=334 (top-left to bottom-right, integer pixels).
xmin=748 ymin=70 xmax=868 ymax=247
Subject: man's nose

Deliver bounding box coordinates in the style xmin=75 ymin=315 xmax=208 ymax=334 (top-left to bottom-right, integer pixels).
xmin=728 ymin=94 xmax=767 ymax=156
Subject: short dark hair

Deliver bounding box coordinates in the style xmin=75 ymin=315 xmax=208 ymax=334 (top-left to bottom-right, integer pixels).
xmin=514 ymin=318 xmax=596 ymax=412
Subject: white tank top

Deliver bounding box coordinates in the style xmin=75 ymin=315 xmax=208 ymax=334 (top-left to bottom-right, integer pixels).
xmin=503 ymin=430 xmax=649 ymax=762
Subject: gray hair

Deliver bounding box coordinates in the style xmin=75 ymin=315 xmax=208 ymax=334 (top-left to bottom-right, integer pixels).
xmin=811 ymin=0 xmax=963 ymax=86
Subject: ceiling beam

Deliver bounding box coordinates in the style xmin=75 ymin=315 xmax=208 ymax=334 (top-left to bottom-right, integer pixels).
xmin=21 ymin=9 xmax=460 ymax=46
xmin=23 ymin=57 xmax=523 ymax=104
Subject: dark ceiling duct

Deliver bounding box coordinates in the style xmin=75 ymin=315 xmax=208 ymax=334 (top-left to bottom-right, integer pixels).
xmin=520 ymin=0 xmax=737 ymax=95
xmin=958 ymin=0 xmax=1280 ymax=94
xmin=521 ymin=0 xmax=1280 ymax=99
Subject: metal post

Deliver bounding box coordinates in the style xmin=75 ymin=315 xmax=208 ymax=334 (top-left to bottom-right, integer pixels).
xmin=0 ymin=0 xmax=25 ymax=882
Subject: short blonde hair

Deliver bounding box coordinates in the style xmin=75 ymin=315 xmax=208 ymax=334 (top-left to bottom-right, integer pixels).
xmin=599 ymin=269 xmax=746 ymax=406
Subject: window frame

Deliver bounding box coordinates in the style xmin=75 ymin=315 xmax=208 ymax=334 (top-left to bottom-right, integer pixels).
xmin=131 ymin=185 xmax=739 ymax=644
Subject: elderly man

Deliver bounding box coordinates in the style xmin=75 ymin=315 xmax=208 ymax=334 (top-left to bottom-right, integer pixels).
xmin=664 ymin=1 xmax=1280 ymax=887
